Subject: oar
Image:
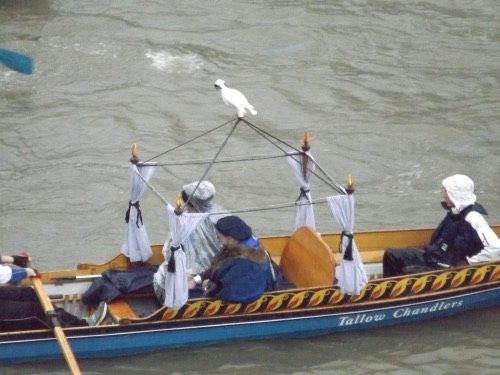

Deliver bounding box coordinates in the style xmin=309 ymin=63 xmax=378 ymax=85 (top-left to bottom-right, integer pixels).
xmin=52 ymin=274 xmax=102 ymax=281
xmin=32 ymin=276 xmax=82 ymax=375
xmin=0 ymin=48 xmax=33 ymax=74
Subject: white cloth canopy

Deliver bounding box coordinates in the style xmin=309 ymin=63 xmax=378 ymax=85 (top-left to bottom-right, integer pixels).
xmin=287 ymin=151 xmax=316 ymax=230
xmin=327 ymin=194 xmax=368 ymax=295
xmin=121 ymin=163 xmax=156 ymax=262
xmin=164 ymin=204 xmax=209 ymax=310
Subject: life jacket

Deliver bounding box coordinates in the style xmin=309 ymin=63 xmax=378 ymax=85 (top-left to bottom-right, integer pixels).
xmin=423 ymin=202 xmax=487 ymax=267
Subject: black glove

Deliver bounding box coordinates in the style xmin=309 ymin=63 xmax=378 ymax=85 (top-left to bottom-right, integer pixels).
xmin=12 ymin=255 xmax=30 ymax=268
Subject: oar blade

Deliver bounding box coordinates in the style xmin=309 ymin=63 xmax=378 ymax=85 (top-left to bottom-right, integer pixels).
xmin=0 ymin=48 xmax=33 ymax=74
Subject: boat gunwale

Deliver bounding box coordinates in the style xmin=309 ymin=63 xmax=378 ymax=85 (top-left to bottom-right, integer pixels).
xmin=1 ymin=260 xmax=498 ymax=339
xmin=1 ymin=284 xmax=499 ymax=345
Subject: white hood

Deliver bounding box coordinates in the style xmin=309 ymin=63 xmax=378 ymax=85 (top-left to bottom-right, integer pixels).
xmin=442 ymin=174 xmax=476 ymax=213
xmin=182 ymin=181 xmax=216 ymax=212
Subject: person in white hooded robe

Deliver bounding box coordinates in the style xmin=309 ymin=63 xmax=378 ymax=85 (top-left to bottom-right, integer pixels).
xmin=153 ymin=181 xmax=226 ymax=303
xmin=383 ymin=174 xmax=500 ymax=277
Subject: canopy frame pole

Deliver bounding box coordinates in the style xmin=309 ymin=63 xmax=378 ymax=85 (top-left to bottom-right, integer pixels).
xmin=183 ymin=119 xmax=241 ymax=210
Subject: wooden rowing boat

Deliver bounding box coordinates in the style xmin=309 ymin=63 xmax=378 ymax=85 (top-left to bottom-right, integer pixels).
xmin=1 ymin=119 xmax=498 ymax=364
xmin=1 ymin=225 xmax=499 ymax=364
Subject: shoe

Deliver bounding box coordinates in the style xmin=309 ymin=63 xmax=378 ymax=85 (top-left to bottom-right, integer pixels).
xmin=84 ymin=301 xmax=107 ymax=326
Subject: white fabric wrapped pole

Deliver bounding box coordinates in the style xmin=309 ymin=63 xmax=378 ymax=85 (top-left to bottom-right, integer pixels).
xmin=286 ymin=151 xmax=316 ymax=230
xmin=164 ymin=204 xmax=209 ymax=310
xmin=121 ymin=163 xmax=156 ymax=262
xmin=327 ymin=194 xmax=368 ymax=295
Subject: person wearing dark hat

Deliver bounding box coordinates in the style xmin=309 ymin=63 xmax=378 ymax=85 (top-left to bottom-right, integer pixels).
xmin=383 ymin=174 xmax=500 ymax=277
xmin=189 ymin=215 xmax=275 ymax=303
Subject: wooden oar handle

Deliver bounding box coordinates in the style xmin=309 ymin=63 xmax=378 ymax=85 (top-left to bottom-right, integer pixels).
xmin=32 ymin=276 xmax=82 ymax=375
xmin=32 ymin=277 xmax=55 ymax=311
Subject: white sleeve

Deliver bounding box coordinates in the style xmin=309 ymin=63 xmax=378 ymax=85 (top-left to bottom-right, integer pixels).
xmin=465 ymin=212 xmax=500 ymax=263
xmin=193 ymin=274 xmax=203 ymax=284
xmin=0 ymin=264 xmax=13 ymax=284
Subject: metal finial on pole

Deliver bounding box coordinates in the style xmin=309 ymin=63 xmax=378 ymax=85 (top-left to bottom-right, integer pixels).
xmin=175 ymin=195 xmax=183 ymax=216
xmin=346 ymin=174 xmax=355 ymax=195
xmin=130 ymin=143 xmax=139 ymax=165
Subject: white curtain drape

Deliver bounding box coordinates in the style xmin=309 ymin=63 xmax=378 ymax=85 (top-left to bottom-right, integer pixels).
xmin=164 ymin=204 xmax=209 ymax=310
xmin=327 ymin=194 xmax=368 ymax=295
xmin=121 ymin=163 xmax=156 ymax=262
xmin=286 ymin=151 xmax=316 ymax=230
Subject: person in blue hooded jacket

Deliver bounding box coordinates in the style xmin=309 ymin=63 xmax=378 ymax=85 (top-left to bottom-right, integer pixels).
xmin=188 ymin=215 xmax=275 ymax=303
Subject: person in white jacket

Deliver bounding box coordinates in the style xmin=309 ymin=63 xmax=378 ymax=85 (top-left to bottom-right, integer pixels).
xmin=447 ymin=176 xmax=500 ymax=264
xmin=465 ymin=212 xmax=500 ymax=263
xmin=383 ymin=174 xmax=500 ymax=277
xmin=0 ymin=254 xmax=37 ymax=283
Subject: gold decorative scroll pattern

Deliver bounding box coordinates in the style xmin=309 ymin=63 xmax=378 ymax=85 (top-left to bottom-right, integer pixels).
xmin=161 ymin=263 xmax=500 ymax=321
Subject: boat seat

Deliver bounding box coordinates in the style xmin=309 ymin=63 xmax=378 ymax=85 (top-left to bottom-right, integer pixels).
xmin=279 ymin=226 xmax=335 ymax=288
xmin=107 ymin=293 xmax=161 ymax=324
xmin=107 ymin=298 xmax=138 ymax=323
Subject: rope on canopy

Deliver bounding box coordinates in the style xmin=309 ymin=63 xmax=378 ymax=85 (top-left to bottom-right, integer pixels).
xmin=314 ymin=160 xmax=346 ymax=195
xmin=131 ymin=164 xmax=338 ymax=216
xmin=148 ymin=152 xmax=297 ymax=166
xmin=207 ymin=197 xmax=330 ymax=216
xmin=141 ymin=117 xmax=238 ymax=163
xmin=182 ymin=119 xmax=240 ymax=211
xmin=243 ymin=120 xmax=346 ymax=195
xmin=134 ymin=117 xmax=347 ymax=212
xmin=133 ymin=167 xmax=171 ymax=207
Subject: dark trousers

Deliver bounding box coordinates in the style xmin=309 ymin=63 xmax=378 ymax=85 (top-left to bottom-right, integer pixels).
xmin=382 ymin=248 xmax=436 ymax=278
xmin=0 ymin=286 xmax=87 ymax=331
xmin=0 ymin=286 xmax=48 ymax=330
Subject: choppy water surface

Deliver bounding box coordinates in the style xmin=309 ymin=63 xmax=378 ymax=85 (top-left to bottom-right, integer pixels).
xmin=1 ymin=1 xmax=499 ymax=373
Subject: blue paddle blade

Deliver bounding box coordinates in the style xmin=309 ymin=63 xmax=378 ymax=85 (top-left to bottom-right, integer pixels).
xmin=0 ymin=48 xmax=33 ymax=74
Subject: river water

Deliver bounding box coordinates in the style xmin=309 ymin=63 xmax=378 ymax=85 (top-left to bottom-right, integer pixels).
xmin=1 ymin=1 xmax=499 ymax=374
